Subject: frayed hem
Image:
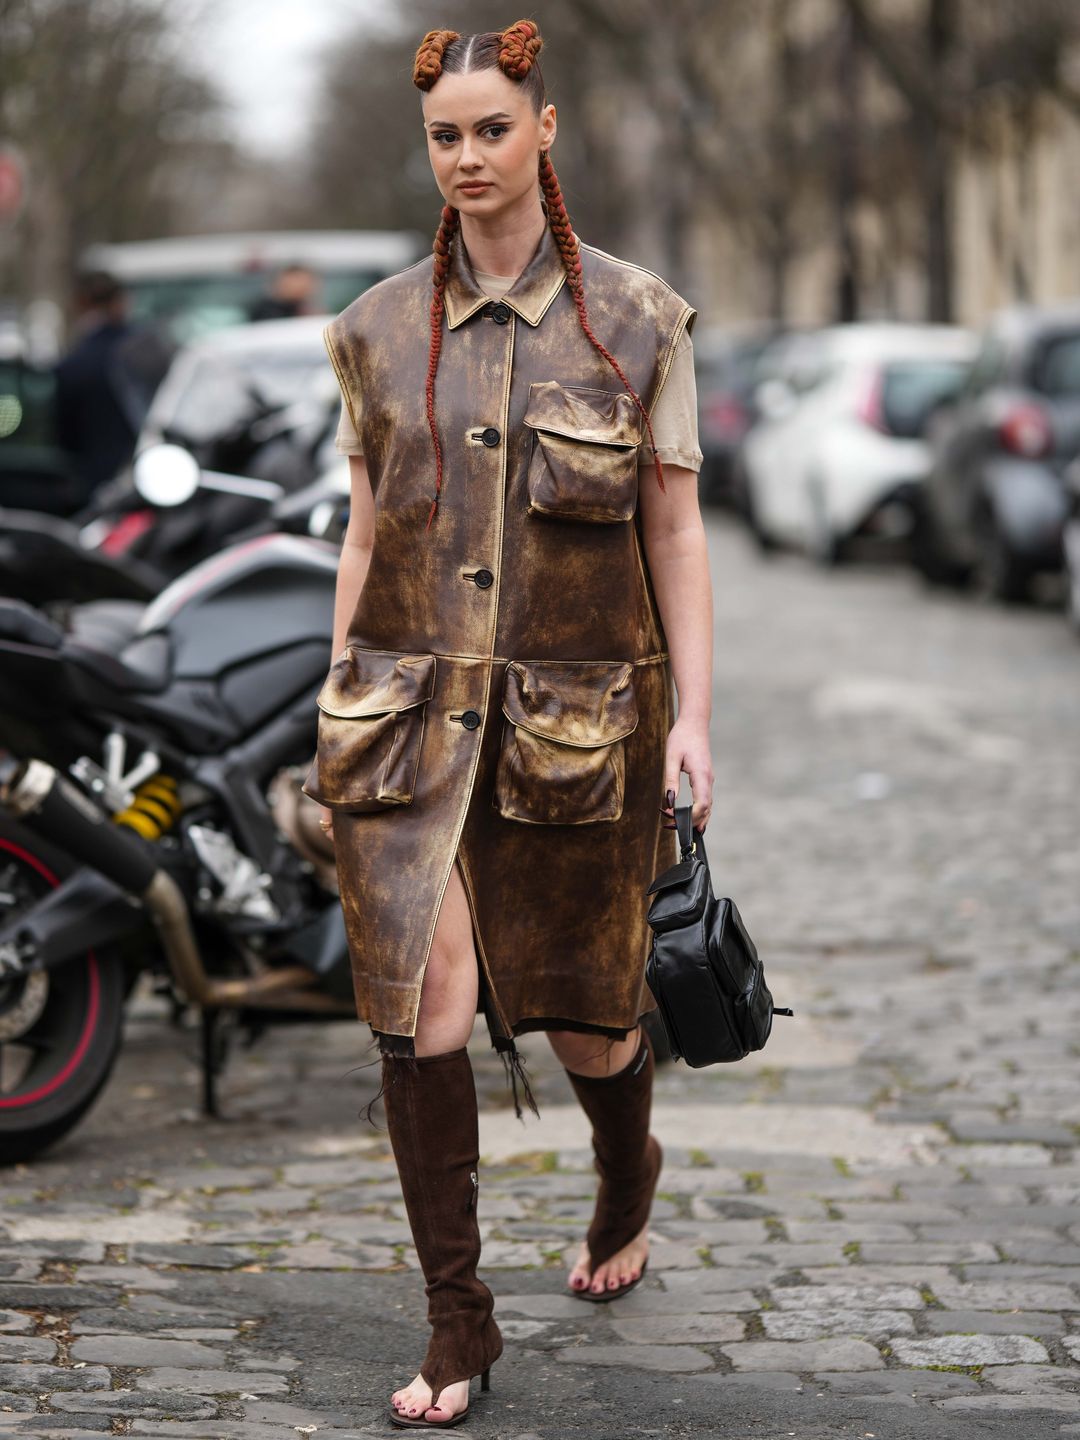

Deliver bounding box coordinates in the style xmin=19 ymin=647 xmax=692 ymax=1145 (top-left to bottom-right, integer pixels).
xmin=342 ymin=1032 xmax=421 ymax=1129
xmin=494 ymin=1036 xmax=540 ymax=1122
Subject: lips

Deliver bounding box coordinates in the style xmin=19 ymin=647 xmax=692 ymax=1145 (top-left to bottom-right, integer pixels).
xmin=459 ymin=182 xmax=492 ymax=192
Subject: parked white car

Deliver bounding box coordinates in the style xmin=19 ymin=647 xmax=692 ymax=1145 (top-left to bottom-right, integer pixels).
xmin=739 ymin=322 xmax=977 ymax=563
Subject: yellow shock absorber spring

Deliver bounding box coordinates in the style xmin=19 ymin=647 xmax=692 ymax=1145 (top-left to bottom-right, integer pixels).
xmin=113 ymin=775 xmax=182 ymax=840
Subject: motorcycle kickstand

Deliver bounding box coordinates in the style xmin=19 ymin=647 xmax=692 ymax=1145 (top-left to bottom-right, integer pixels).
xmin=200 ymin=1007 xmax=230 ymax=1118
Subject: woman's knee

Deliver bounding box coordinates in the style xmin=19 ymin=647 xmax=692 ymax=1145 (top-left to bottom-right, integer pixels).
xmin=547 ymin=1025 xmax=639 ymax=1075
xmin=426 ymin=863 xmax=476 ymax=977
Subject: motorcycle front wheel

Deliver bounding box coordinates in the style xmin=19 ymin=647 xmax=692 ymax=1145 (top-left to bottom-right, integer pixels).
xmin=0 ymin=831 xmax=126 ymax=1165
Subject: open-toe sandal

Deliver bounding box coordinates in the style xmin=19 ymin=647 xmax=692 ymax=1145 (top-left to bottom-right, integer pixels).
xmin=570 ymin=1254 xmax=649 ymax=1303
xmin=388 ymin=1366 xmax=492 ymax=1428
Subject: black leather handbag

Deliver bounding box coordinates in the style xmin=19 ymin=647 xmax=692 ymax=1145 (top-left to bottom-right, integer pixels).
xmin=644 ymin=805 xmax=793 ymax=1066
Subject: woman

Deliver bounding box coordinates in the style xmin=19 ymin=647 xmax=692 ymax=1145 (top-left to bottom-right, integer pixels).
xmin=303 ymin=18 xmax=715 ymax=1429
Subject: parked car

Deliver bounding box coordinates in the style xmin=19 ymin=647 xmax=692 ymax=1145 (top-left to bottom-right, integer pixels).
xmin=138 ymin=314 xmax=340 ymax=454
xmin=736 ymin=323 xmax=976 ymax=563
xmin=79 ymin=230 xmax=424 ymax=346
xmin=0 ymin=331 xmax=72 ymax=514
xmin=694 ymin=326 xmax=777 ymax=505
xmin=1061 ymin=450 xmax=1080 ymax=632
xmin=914 ymin=304 xmax=1080 ymax=601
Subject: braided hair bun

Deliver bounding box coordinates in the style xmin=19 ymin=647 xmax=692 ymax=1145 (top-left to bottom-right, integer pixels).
xmin=413 ymin=28 xmax=461 ymax=90
xmin=498 ymin=18 xmax=542 ymax=78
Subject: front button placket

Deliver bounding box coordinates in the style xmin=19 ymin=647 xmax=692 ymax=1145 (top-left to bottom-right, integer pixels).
xmin=480 ymin=303 xmax=518 ymax=662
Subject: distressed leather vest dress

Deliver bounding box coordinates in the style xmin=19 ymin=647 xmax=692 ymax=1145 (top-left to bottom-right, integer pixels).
xmin=304 ymin=217 xmax=696 ymax=1062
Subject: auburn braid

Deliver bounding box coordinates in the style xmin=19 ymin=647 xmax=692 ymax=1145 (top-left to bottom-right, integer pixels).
xmin=424 ymin=202 xmax=460 ymax=528
xmin=498 ymin=18 xmax=542 ymax=78
xmin=413 ymin=28 xmax=460 ymax=90
xmin=537 ymin=150 xmax=666 ymax=493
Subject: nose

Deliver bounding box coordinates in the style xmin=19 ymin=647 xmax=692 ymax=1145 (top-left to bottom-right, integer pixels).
xmin=459 ymin=135 xmax=483 ymax=169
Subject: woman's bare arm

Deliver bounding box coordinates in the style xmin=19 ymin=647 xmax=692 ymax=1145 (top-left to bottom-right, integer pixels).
xmin=638 ymin=463 xmax=715 ymax=831
xmin=318 ymin=455 xmax=376 ymax=835
xmin=331 ymin=455 xmax=376 ymax=657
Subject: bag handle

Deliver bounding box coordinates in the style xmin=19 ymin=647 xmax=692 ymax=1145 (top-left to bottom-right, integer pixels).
xmin=675 ymin=803 xmax=696 ymax=859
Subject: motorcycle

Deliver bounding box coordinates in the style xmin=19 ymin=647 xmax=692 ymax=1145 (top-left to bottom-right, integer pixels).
xmin=0 ymin=445 xmax=354 ymax=1163
xmin=0 ymin=383 xmax=349 ymax=611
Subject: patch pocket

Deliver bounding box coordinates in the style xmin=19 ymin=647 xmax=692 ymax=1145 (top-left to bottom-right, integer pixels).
xmin=301 ymin=648 xmax=436 ymax=812
xmin=523 ymin=381 xmax=644 ymax=523
xmin=494 ymin=659 xmax=638 ymax=824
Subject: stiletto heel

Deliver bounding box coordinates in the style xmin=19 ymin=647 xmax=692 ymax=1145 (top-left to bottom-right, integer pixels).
xmin=481 ymin=1366 xmax=491 ymax=1392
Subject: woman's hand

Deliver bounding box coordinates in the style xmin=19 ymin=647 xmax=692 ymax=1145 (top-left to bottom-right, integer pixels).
xmin=660 ymin=716 xmax=714 ymax=833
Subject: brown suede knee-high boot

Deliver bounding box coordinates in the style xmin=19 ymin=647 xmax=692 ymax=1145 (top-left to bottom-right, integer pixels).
xmin=564 ymin=1024 xmax=663 ymax=1293
xmin=381 ymin=1046 xmax=503 ymax=1414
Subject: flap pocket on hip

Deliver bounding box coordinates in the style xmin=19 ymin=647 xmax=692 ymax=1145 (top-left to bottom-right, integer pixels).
xmin=523 ymin=382 xmax=644 ymax=524
xmin=493 ymin=659 xmax=638 ymax=825
xmin=301 ymin=648 xmax=436 ymax=812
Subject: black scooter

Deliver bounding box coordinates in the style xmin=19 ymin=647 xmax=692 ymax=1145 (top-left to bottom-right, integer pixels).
xmin=0 ymin=445 xmax=353 ymax=1162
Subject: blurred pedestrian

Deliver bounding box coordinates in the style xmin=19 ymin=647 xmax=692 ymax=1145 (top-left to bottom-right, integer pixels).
xmin=247 ymin=262 xmax=321 ymax=321
xmin=304 ymin=17 xmax=713 ymax=1429
xmin=53 ymin=270 xmax=171 ymax=510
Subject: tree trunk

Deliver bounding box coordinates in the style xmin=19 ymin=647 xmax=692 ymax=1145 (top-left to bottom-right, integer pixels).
xmin=833 ymin=4 xmax=860 ymax=321
xmin=921 ymin=0 xmax=955 ymax=320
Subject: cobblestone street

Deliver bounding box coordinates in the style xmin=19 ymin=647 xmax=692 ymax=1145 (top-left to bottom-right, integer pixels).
xmin=3 ymin=511 xmax=1080 ymax=1438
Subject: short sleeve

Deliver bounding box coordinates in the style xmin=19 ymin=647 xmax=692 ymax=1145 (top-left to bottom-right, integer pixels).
xmin=324 ymin=322 xmax=364 ymax=457
xmin=335 ymin=393 xmax=364 ymax=456
xmin=638 ymin=327 xmax=703 ymax=473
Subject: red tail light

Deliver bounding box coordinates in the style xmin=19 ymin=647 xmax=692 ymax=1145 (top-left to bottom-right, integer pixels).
xmin=704 ymin=393 xmax=748 ymax=439
xmin=855 ymin=366 xmax=891 ymax=435
xmin=998 ymin=404 xmax=1053 ymax=459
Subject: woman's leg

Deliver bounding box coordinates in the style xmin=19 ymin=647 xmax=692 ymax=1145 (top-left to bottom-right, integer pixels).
xmin=412 ymin=859 xmax=479 ymax=1055
xmin=386 ymin=860 xmax=501 ymax=1424
xmin=546 ymin=1023 xmax=660 ymax=1295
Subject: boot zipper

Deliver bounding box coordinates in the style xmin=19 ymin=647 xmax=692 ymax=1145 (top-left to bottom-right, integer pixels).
xmin=466 ymin=1170 xmax=478 ymax=1212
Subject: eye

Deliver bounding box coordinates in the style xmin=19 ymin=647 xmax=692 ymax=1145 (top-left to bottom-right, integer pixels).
xmin=484 ymin=124 xmax=509 ymax=139
xmin=432 ymin=130 xmax=458 ymax=145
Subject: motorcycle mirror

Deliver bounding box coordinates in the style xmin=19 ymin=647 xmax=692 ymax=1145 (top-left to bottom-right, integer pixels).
xmin=132 ymin=444 xmax=201 ymax=508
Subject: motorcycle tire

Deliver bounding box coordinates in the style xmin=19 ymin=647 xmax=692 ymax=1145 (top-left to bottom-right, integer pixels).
xmin=0 ymin=829 xmax=126 ymax=1166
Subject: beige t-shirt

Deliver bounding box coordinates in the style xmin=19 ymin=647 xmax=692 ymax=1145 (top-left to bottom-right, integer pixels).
xmin=333 ymin=268 xmax=703 ymax=472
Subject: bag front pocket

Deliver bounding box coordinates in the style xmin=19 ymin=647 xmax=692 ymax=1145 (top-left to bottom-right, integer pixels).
xmin=301 ymin=648 xmax=436 ymax=812
xmin=523 ymin=381 xmax=644 ymax=523
xmin=493 ymin=659 xmax=638 ymax=824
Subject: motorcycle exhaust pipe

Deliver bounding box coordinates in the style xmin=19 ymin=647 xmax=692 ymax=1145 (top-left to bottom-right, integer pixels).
xmin=0 ymin=757 xmax=349 ymax=1013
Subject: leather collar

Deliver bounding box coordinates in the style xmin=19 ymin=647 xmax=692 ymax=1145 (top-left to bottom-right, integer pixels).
xmin=443 ymin=216 xmax=568 ymax=330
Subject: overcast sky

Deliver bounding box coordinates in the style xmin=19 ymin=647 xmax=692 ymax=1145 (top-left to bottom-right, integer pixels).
xmin=190 ymin=0 xmax=390 ymax=158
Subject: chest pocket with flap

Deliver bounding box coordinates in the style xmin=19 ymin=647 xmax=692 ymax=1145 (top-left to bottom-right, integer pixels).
xmin=301 ymin=648 xmax=435 ymax=812
xmin=493 ymin=659 xmax=638 ymax=825
xmin=523 ymin=382 xmax=645 ymax=524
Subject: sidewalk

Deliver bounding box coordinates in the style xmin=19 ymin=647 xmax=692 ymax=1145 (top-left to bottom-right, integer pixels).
xmin=2 ymin=516 xmax=1078 ymax=1437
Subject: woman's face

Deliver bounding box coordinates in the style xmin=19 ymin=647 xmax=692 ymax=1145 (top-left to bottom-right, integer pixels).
xmin=422 ymin=69 xmax=556 ymax=218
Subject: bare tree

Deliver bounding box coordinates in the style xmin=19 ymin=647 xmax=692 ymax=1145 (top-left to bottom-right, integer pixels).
xmin=0 ymin=0 xmax=232 ymax=313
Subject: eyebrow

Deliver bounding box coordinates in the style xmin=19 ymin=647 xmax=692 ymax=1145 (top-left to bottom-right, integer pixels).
xmin=426 ymin=112 xmax=513 ymax=130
